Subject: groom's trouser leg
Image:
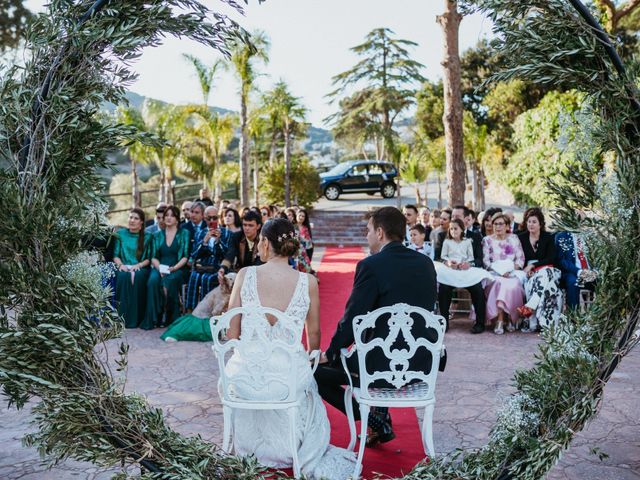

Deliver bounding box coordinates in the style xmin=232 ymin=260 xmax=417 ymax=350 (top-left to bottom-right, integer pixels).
xmin=314 ymin=364 xmax=362 ymax=421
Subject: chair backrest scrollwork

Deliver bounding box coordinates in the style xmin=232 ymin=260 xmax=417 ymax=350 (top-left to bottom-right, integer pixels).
xmin=211 ymin=305 xmax=303 ymax=404
xmin=352 ymin=303 xmax=445 ymax=398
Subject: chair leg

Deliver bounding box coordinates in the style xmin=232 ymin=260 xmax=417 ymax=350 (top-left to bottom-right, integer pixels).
xmin=288 ymin=407 xmax=300 ymax=478
xmin=421 ymin=403 xmax=435 ymax=459
xmin=222 ymin=405 xmax=232 ymax=453
xmin=353 ymin=403 xmax=370 ymax=479
xmin=344 ymin=386 xmax=357 ymax=451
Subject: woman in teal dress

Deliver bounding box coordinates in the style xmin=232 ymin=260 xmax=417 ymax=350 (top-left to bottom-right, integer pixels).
xmin=113 ymin=208 xmax=151 ymax=328
xmin=142 ymin=205 xmax=190 ymax=330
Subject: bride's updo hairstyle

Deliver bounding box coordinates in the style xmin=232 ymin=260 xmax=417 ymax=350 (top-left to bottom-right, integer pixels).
xmin=261 ymin=218 xmax=300 ymax=257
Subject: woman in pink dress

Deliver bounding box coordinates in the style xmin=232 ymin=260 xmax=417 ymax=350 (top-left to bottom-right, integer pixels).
xmin=481 ymin=212 xmax=526 ymax=334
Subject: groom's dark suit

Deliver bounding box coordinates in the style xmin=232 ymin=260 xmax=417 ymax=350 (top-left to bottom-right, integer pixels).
xmin=315 ymin=241 xmax=443 ymax=419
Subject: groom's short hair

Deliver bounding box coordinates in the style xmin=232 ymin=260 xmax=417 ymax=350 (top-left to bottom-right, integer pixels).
xmin=366 ymin=207 xmax=405 ymax=242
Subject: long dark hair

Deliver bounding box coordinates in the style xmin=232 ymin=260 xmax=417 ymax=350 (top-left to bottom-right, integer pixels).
xmin=520 ymin=207 xmax=546 ymax=233
xmin=224 ymin=207 xmax=242 ymax=228
xmin=130 ymin=208 xmax=146 ymax=259
xmin=297 ymin=208 xmax=312 ymax=238
xmin=446 ymin=218 xmax=465 ymax=240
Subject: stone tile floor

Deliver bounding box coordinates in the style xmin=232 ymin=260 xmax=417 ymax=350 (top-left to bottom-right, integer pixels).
xmin=3 ymin=324 xmax=638 ymax=479
xmin=1 ymin=249 xmax=638 ymax=479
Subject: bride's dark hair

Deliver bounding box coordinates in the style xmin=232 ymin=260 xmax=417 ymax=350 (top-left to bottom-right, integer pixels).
xmin=261 ymin=218 xmax=300 ymax=257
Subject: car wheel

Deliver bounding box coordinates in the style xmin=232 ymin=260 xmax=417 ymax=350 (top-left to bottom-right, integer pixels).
xmin=381 ymin=182 xmax=396 ymax=198
xmin=324 ymin=184 xmax=341 ymax=200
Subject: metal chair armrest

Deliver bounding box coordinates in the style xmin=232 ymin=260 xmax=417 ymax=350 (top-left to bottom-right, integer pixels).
xmin=340 ymin=347 xmax=356 ymax=392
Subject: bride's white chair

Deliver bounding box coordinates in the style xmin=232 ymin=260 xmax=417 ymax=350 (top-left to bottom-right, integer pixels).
xmin=210 ymin=305 xmax=320 ymax=478
xmin=340 ymin=303 xmax=446 ymax=479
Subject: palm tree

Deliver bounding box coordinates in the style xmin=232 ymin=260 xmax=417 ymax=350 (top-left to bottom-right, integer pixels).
xmin=116 ymin=106 xmax=147 ymax=208
xmin=229 ymin=31 xmax=270 ymax=206
xmin=183 ymin=54 xmax=226 ymax=106
xmin=261 ymin=81 xmax=307 ymax=207
xmin=181 ymin=106 xmax=237 ymax=199
xmin=140 ymin=99 xmax=184 ymax=204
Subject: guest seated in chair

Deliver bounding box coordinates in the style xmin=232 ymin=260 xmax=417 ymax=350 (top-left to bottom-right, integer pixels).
xmin=555 ymin=230 xmax=597 ymax=310
xmin=407 ymin=224 xmax=434 ymax=259
xmin=516 ymin=208 xmax=563 ymax=331
xmin=482 ymin=212 xmax=526 ymax=334
xmin=220 ymin=209 xmax=264 ymax=273
xmin=143 ymin=206 xmax=190 ymax=329
xmin=113 ymin=208 xmax=151 ymax=328
xmin=184 ymin=205 xmax=233 ymax=311
xmin=435 ymin=218 xmax=492 ymax=334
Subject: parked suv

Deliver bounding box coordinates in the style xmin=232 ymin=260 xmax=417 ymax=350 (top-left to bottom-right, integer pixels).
xmin=319 ymin=160 xmax=398 ymax=201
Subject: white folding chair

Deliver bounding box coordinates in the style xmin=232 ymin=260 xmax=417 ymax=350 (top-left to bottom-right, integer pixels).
xmin=210 ymin=305 xmax=320 ymax=478
xmin=340 ymin=303 xmax=446 ymax=479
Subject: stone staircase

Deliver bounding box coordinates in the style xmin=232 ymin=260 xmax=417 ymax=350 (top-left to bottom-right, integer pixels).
xmin=309 ymin=210 xmax=369 ymax=247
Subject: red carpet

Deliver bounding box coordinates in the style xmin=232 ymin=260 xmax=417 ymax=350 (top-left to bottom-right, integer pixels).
xmin=317 ymin=247 xmax=428 ymax=479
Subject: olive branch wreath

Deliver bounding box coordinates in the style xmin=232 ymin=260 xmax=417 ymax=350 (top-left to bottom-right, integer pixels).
xmin=0 ymin=1 xmax=639 ymax=479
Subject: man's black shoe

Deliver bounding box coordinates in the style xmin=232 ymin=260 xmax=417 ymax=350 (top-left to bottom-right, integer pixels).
xmin=470 ymin=322 xmax=485 ymax=334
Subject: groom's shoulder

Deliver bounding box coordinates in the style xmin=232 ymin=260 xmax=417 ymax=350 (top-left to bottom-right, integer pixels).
xmin=362 ymin=242 xmax=430 ymax=269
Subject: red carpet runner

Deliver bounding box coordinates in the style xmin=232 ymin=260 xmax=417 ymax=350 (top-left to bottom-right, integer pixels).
xmin=317 ymin=247 xmax=428 ymax=479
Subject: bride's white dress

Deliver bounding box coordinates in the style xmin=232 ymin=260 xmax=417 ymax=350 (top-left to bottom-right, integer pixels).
xmin=224 ymin=266 xmax=356 ymax=479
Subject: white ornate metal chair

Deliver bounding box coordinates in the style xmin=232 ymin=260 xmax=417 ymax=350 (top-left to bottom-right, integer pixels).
xmin=210 ymin=305 xmax=320 ymax=478
xmin=340 ymin=303 xmax=446 ymax=479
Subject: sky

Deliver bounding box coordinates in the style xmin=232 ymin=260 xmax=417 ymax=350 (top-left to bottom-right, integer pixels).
xmin=25 ymin=1 xmax=492 ymax=126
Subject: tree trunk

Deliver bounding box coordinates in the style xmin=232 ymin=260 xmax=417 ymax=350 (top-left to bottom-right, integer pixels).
xmin=437 ymin=173 xmax=443 ymax=208
xmin=424 ymin=172 xmax=429 ymax=207
xmin=361 ymin=145 xmax=369 ymax=160
xmin=239 ymin=92 xmax=250 ymax=206
xmin=253 ymin=152 xmax=260 ymax=206
xmin=166 ymin=166 xmax=175 ymax=205
xmin=438 ymin=0 xmax=465 ymax=207
xmin=212 ymin=153 xmax=221 ymax=200
xmin=414 ymin=185 xmax=422 ymax=206
xmin=284 ymin=124 xmax=292 ymax=208
xmin=158 ymin=159 xmax=167 ymax=203
xmin=471 ymin=162 xmax=479 ymax=211
xmin=269 ymin=130 xmax=278 ymax=167
xmin=478 ymin=167 xmax=486 ymax=211
xmin=131 ymin=155 xmax=140 ymax=208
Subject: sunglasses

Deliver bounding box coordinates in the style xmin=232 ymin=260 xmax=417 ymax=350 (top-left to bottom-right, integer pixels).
xmin=206 ymin=215 xmax=219 ymax=221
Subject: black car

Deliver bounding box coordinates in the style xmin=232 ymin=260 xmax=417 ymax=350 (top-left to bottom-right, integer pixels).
xmin=319 ymin=160 xmax=398 ymax=201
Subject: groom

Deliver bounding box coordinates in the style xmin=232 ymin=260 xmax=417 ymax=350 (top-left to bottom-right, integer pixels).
xmin=315 ymin=206 xmax=442 ymax=446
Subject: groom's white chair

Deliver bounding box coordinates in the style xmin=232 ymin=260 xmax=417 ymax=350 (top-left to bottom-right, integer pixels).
xmin=210 ymin=305 xmax=321 ymax=479
xmin=340 ymin=303 xmax=446 ymax=479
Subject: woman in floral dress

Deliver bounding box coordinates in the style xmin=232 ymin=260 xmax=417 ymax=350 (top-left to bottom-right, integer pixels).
xmin=482 ymin=212 xmax=526 ymax=334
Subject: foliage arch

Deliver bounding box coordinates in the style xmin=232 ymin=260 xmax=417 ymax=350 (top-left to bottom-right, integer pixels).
xmin=1 ymin=1 xmax=639 ymax=480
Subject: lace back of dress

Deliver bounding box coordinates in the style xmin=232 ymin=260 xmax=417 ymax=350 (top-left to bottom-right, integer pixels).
xmin=239 ymin=267 xmax=308 ymax=344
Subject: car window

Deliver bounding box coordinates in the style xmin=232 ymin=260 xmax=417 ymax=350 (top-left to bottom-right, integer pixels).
xmin=325 ymin=162 xmax=352 ymax=176
xmin=350 ymin=164 xmax=368 ymax=176
xmin=382 ymin=164 xmax=396 ymax=174
xmin=368 ymin=164 xmax=384 ymax=175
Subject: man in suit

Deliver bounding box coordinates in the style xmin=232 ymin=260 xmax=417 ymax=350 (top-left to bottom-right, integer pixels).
xmin=504 ymin=209 xmax=519 ymax=235
xmin=181 ymin=201 xmax=207 ymax=257
xmin=436 ymin=205 xmax=487 ymax=333
xmin=315 ymin=207 xmax=442 ymax=446
xmin=144 ymin=203 xmax=167 ymax=234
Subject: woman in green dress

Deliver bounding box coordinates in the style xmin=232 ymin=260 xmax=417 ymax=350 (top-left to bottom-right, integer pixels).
xmin=142 ymin=205 xmax=190 ymax=330
xmin=113 ymin=208 xmax=151 ymax=328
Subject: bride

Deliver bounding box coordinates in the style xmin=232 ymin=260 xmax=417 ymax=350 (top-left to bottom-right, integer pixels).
xmin=222 ymin=218 xmax=356 ymax=479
